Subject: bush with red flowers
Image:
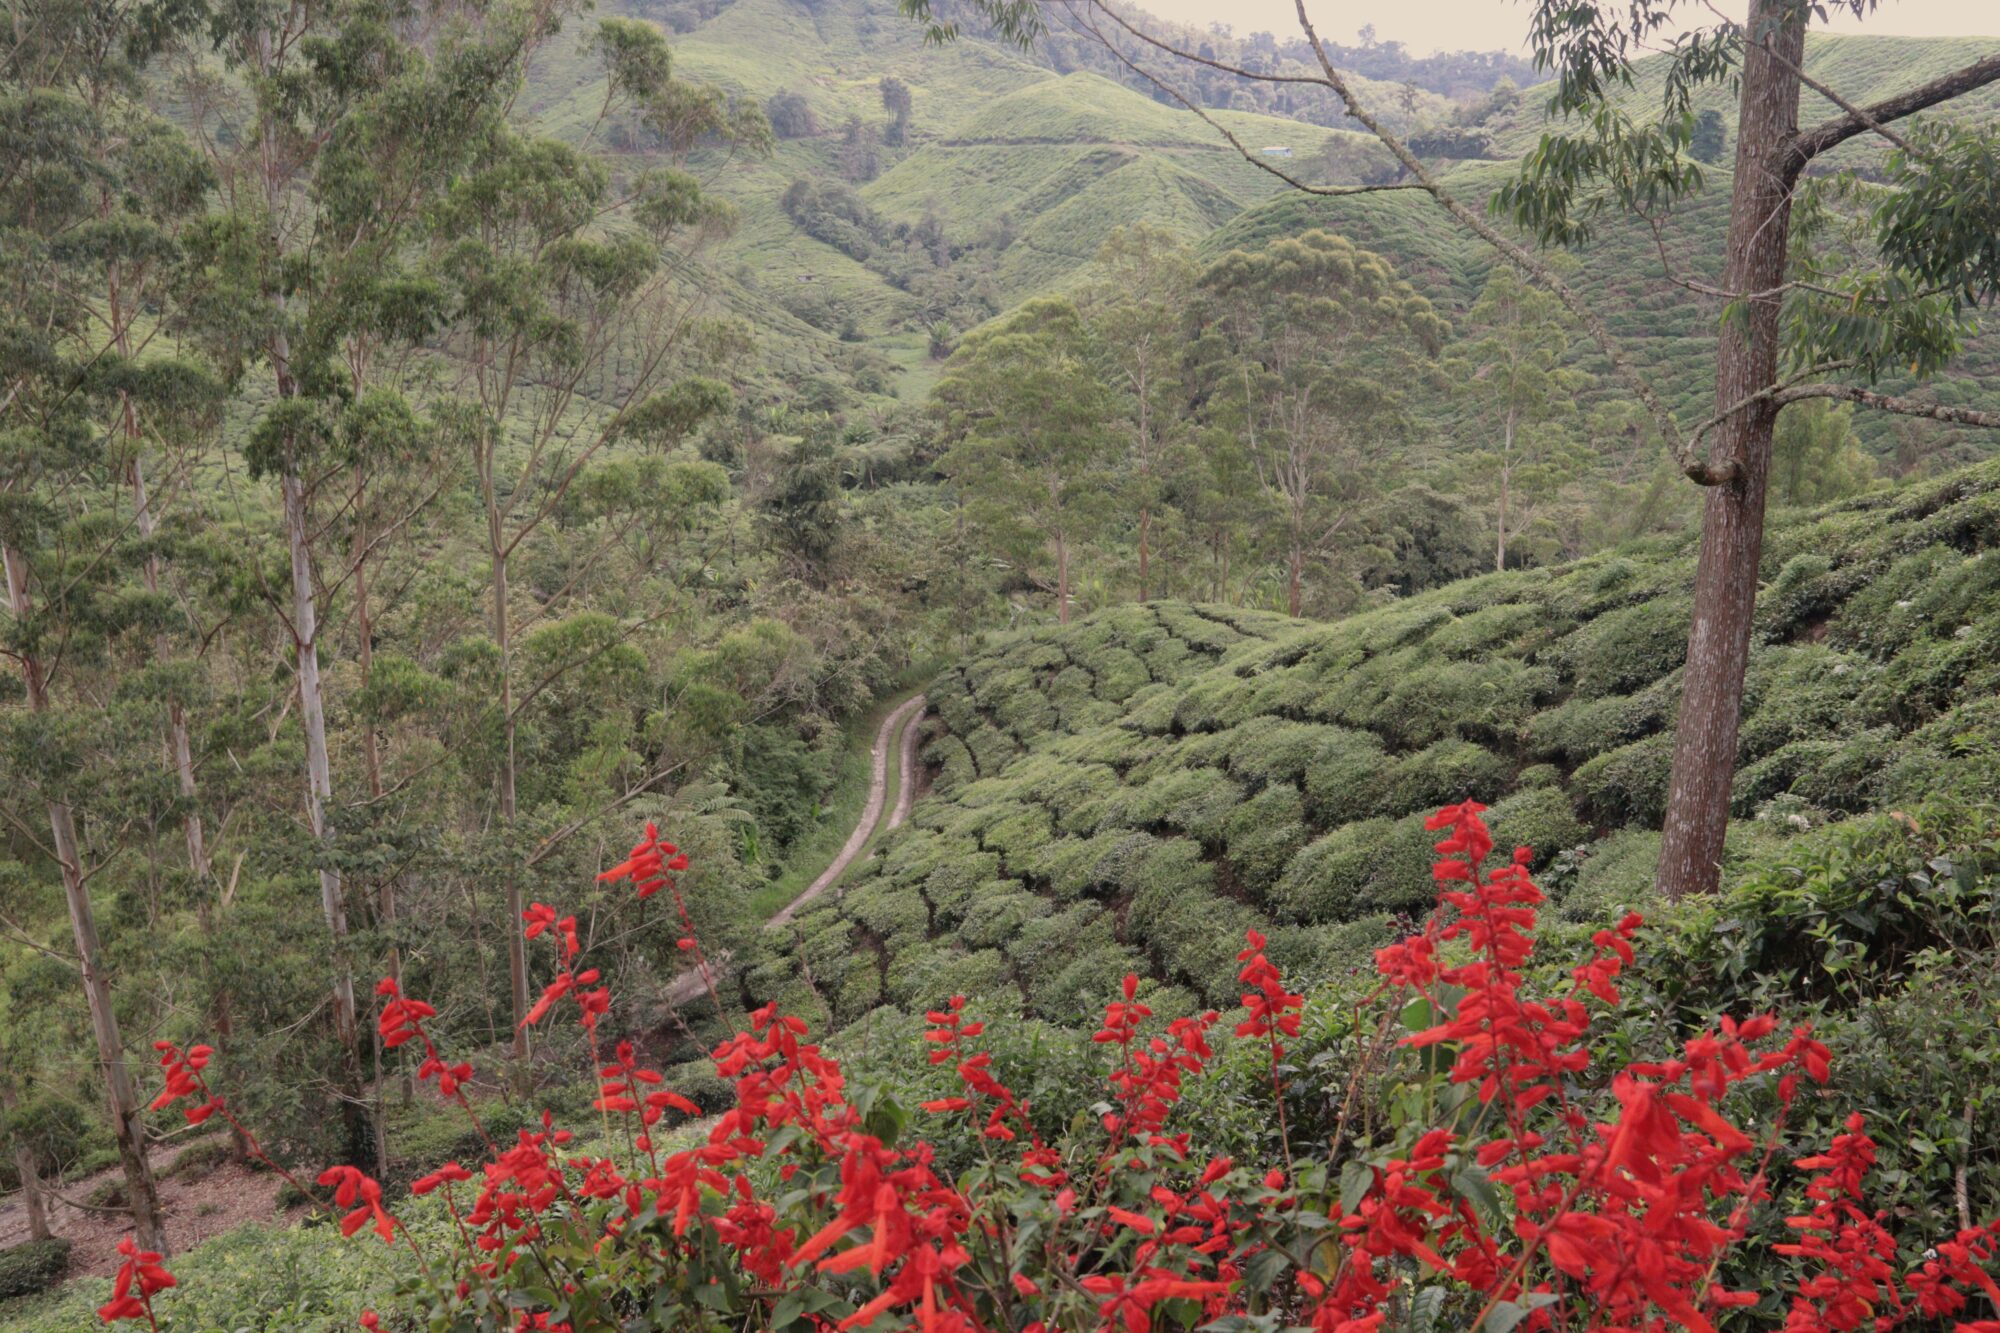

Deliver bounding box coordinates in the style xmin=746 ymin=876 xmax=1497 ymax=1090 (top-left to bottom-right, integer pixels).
xmin=108 ymin=807 xmax=2000 ymax=1333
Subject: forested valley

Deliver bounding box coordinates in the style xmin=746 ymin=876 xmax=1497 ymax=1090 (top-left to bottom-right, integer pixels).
xmin=8 ymin=0 xmax=2000 ymax=1329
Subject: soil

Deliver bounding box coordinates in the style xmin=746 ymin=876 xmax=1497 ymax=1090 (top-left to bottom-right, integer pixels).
xmin=0 ymin=1136 xmax=309 ymax=1279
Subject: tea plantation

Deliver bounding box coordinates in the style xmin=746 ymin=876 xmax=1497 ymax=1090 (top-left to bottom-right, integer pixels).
xmin=757 ymin=461 xmax=2000 ymax=1028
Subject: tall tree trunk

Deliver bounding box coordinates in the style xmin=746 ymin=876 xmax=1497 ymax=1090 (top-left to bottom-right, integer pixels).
xmin=349 ymin=473 xmax=403 ymax=1167
xmin=132 ymin=455 xmax=251 ymax=1163
xmin=259 ymin=75 xmax=365 ymax=1155
xmin=1496 ymin=411 xmax=1514 ymax=572
xmin=1055 ymin=531 xmax=1071 ymax=625
xmin=1657 ymin=0 xmax=1804 ymax=900
xmin=278 ymin=462 xmax=364 ymax=1136
xmin=1287 ymin=545 xmax=1304 ymax=618
xmin=3 ymin=546 xmax=165 ymax=1252
xmin=487 ymin=487 xmax=531 ymax=1070
xmin=1 ymin=1079 xmax=50 ymax=1242
xmin=1138 ymin=505 xmax=1151 ymax=603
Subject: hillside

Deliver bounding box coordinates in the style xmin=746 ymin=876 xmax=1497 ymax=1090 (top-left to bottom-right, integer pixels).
xmin=509 ymin=1 xmax=2000 ymax=441
xmin=1209 ymin=159 xmax=2000 ymax=464
xmin=761 ymin=459 xmax=2000 ymax=1025
xmin=1485 ymin=33 xmax=2000 ymax=168
xmin=512 ymin=0 xmax=1337 ymax=395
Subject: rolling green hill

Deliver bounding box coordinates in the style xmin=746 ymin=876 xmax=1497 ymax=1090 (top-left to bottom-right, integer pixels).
xmin=517 ymin=0 xmax=1342 ymax=392
xmin=758 ymin=459 xmax=2000 ymax=1028
xmin=517 ymin=0 xmax=2000 ymax=434
xmin=1207 ymin=160 xmax=2000 ymax=462
xmin=1485 ymin=33 xmax=2000 ymax=169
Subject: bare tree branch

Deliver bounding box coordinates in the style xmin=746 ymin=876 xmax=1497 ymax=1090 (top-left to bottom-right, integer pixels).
xmin=1774 ymin=382 xmax=2000 ymax=429
xmin=1054 ymin=2 xmax=1424 ymax=199
xmin=1789 ymin=52 xmax=2000 ymax=168
xmin=1275 ymin=0 xmax=1725 ymax=483
xmin=1684 ymin=359 xmax=1858 ymax=457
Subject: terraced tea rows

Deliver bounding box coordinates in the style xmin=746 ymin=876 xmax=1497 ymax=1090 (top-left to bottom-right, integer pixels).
xmin=757 ymin=462 xmax=2000 ymax=1030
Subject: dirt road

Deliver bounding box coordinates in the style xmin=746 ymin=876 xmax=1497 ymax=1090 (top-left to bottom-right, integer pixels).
xmin=660 ymin=692 xmax=928 ymax=1006
xmin=768 ymin=693 xmax=926 ymax=929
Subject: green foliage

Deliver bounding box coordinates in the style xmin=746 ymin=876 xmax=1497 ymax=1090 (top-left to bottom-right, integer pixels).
xmin=0 ymin=1240 xmax=70 ymax=1300
xmin=778 ymin=460 xmax=2000 ymax=1019
xmin=1772 ymin=401 xmax=1878 ymax=508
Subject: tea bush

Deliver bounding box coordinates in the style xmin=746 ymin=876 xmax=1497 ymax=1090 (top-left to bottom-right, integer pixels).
xmin=779 ymin=465 xmax=2000 ymax=1022
xmin=0 ymin=1239 xmax=69 ymax=1300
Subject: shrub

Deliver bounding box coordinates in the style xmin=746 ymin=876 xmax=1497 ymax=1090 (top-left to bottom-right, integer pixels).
xmin=1736 ymin=645 xmax=1870 ymax=762
xmin=1300 ymin=728 xmax=1391 ymax=823
xmin=165 ymin=1136 xmax=236 ymax=1182
xmin=0 ymin=1239 xmax=70 ymax=1299
xmin=1527 ymin=690 xmax=1660 ymax=764
xmin=922 ymin=734 xmax=976 ymax=791
xmin=1377 ymin=737 xmax=1512 ymax=816
xmin=1272 ymin=817 xmax=1393 ymax=922
xmin=1555 ymin=594 xmax=1693 ymax=697
xmin=1557 ymin=826 xmax=1663 ymax=923
xmin=1486 ymin=785 xmax=1589 ymax=871
xmin=1571 ymin=732 xmax=1674 ymax=825
xmin=1221 ymin=787 xmax=1309 ymax=901
xmin=1375 ymin=658 xmax=1555 ymax=748
xmin=107 ymin=808 xmax=2000 ymax=1333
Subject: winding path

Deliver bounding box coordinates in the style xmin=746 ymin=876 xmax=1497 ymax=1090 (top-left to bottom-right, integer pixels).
xmin=768 ymin=693 xmax=927 ymax=930
xmin=662 ymin=693 xmax=929 ymax=1005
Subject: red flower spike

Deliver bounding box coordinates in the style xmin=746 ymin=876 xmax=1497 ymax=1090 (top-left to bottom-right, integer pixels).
xmin=108 ymin=809 xmax=2000 ymax=1333
xmin=98 ymin=1235 xmax=175 ymax=1326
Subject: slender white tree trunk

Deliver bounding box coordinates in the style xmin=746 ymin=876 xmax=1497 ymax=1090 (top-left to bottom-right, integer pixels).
xmin=3 ymin=546 xmax=165 ymax=1251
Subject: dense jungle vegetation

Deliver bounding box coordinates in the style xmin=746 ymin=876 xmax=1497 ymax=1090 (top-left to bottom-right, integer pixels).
xmin=6 ymin=0 xmax=2000 ymax=1327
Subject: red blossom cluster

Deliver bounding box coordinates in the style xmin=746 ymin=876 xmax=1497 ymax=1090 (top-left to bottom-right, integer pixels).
xmin=105 ymin=802 xmax=2000 ymax=1333
xmin=149 ymin=1040 xmax=221 ymax=1125
xmin=96 ymin=1236 xmax=174 ymax=1327
xmin=521 ymin=902 xmax=609 ymax=1031
xmin=378 ymin=976 xmax=473 ymax=1096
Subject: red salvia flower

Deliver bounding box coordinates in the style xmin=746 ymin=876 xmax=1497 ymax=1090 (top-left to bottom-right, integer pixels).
xmin=98 ymin=1235 xmax=175 ymax=1327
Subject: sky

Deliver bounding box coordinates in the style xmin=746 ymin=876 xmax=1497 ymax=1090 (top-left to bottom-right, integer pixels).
xmin=1123 ymin=0 xmax=2000 ymax=56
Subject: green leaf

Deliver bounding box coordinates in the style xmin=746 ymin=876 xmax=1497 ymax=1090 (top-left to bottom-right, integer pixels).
xmin=1483 ymin=1292 xmax=1560 ymax=1333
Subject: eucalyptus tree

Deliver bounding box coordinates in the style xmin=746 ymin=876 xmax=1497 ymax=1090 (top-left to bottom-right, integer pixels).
xmin=918 ymin=0 xmax=2000 ymax=897
xmin=430 ymin=17 xmax=760 ymax=1056
xmin=932 ymin=298 xmax=1117 ymax=625
xmin=1455 ymin=266 xmax=1594 ymax=570
xmin=0 ymin=0 xmax=228 ymax=1248
xmin=1193 ymin=231 xmax=1447 ymax=617
xmin=181 ymin=0 xmax=573 ymax=1152
xmin=1082 ymin=224 xmax=1194 ymax=603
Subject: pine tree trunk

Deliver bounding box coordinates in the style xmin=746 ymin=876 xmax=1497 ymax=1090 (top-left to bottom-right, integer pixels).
xmin=3 ymin=546 xmax=165 ymax=1252
xmin=1657 ymin=0 xmax=1805 ymax=900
